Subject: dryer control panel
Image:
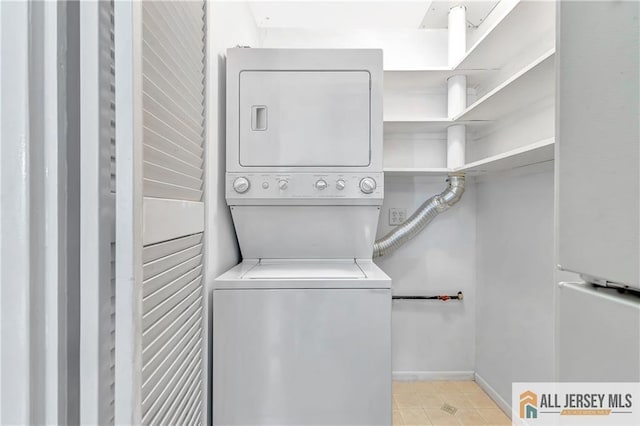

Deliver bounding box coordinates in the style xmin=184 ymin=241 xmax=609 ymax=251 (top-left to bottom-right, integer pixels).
xmin=226 ymin=172 xmax=384 ymax=204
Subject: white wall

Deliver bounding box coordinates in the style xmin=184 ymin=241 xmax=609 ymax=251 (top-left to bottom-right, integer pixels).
xmin=205 ymin=0 xmax=261 ymax=294
xmin=375 ymin=177 xmax=477 ymax=379
xmin=205 ymin=1 xmax=261 ymax=423
xmin=262 ymin=28 xmax=448 ymax=69
xmin=474 ymin=166 xmax=556 ymax=410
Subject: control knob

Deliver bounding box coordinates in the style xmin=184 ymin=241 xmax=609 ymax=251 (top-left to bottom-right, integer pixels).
xmin=315 ymin=179 xmax=328 ymax=190
xmin=359 ymin=177 xmax=377 ymax=194
xmin=233 ymin=177 xmax=250 ymax=193
xmin=336 ymin=179 xmax=346 ymax=190
xmin=278 ymin=179 xmax=289 ymax=190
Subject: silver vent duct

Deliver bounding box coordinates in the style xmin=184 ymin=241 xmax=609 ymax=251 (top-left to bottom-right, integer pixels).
xmin=373 ymin=174 xmax=465 ymax=257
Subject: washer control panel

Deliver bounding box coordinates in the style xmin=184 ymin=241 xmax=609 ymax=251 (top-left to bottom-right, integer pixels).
xmin=227 ymin=172 xmax=384 ymax=200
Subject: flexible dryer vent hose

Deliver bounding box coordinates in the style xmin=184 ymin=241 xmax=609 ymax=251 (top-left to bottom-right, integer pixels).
xmin=373 ymin=174 xmax=465 ymax=258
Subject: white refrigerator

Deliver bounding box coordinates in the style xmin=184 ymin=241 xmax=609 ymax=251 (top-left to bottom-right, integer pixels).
xmin=556 ymin=1 xmax=640 ymax=380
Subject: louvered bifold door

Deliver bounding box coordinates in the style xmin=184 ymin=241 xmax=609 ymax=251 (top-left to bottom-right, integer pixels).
xmin=115 ymin=2 xmax=207 ymax=425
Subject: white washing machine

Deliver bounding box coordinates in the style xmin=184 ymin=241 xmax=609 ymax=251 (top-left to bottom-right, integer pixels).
xmin=213 ymin=48 xmax=391 ymax=425
xmin=214 ymin=260 xmax=390 ymax=425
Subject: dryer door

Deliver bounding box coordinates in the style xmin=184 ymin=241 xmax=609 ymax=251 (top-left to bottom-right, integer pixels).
xmin=239 ymin=70 xmax=371 ymax=167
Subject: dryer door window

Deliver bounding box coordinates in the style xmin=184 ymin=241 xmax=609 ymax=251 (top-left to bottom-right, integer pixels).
xmin=239 ymin=70 xmax=371 ymax=167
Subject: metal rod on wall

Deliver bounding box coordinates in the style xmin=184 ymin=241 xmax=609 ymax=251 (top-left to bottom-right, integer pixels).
xmin=392 ymin=291 xmax=464 ymax=301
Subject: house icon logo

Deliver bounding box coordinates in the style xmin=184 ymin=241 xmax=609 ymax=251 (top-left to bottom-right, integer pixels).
xmin=520 ymin=390 xmax=538 ymax=419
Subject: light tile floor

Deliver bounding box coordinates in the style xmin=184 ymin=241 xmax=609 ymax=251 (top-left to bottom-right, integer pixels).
xmin=393 ymin=381 xmax=512 ymax=426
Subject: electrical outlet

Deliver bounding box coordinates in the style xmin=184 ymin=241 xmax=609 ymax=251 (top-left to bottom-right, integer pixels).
xmin=389 ymin=208 xmax=407 ymax=226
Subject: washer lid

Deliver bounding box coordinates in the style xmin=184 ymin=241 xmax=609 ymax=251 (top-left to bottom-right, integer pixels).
xmin=241 ymin=260 xmax=366 ymax=280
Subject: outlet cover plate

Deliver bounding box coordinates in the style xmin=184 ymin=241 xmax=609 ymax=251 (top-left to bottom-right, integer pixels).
xmin=389 ymin=208 xmax=407 ymax=226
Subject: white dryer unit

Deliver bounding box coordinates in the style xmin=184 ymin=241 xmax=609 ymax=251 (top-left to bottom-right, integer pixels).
xmin=214 ymin=48 xmax=390 ymax=425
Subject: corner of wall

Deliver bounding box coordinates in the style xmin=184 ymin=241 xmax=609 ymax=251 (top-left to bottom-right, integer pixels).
xmin=203 ymin=3 xmax=261 ymax=423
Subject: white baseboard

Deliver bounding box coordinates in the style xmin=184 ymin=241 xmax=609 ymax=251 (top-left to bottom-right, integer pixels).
xmin=392 ymin=371 xmax=475 ymax=381
xmin=474 ymin=373 xmax=512 ymax=419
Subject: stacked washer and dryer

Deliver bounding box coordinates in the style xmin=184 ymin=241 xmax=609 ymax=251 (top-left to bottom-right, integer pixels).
xmin=213 ymin=48 xmax=391 ymax=425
